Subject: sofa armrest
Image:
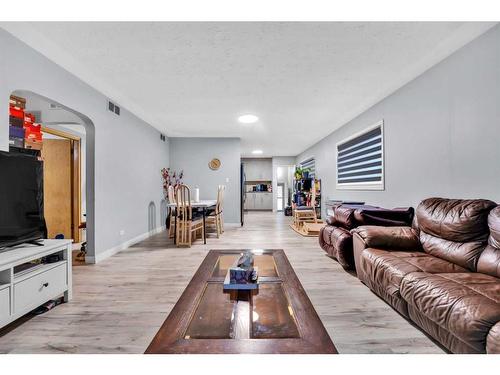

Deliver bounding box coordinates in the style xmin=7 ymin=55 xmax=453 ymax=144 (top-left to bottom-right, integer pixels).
xmin=326 ymin=215 xmax=337 ymax=226
xmin=351 ymin=226 xmax=421 ymax=251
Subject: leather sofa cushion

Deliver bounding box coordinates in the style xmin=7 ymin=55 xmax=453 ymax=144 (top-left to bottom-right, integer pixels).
xmin=360 ymin=249 xmax=468 ymax=297
xmin=477 ymin=206 xmax=500 ymax=277
xmin=420 ymin=231 xmax=487 ymax=271
xmin=353 ymin=226 xmax=420 ymax=250
xmin=400 ymin=272 xmax=500 ymax=353
xmin=416 ymin=198 xmax=496 ymax=270
xmin=417 ymin=198 xmax=495 ymax=243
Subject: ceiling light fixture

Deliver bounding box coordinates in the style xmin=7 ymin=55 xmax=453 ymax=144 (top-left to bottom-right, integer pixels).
xmin=252 ymin=150 xmax=263 ymax=155
xmin=238 ymin=114 xmax=259 ymax=124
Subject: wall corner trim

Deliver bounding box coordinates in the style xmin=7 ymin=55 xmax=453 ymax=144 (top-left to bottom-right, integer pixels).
xmin=85 ymin=226 xmax=166 ymax=264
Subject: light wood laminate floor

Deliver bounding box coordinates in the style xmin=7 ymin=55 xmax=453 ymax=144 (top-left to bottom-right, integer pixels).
xmin=0 ymin=212 xmax=444 ymax=354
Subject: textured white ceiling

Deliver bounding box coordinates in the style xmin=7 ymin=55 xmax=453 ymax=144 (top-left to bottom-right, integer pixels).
xmin=2 ymin=22 xmax=496 ymax=156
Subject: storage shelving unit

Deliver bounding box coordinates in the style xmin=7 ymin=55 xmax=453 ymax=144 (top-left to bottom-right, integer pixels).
xmin=293 ymin=178 xmax=321 ymax=219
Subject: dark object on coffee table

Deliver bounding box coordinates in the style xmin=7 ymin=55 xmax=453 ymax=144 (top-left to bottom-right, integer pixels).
xmin=230 ymin=251 xmax=257 ymax=284
xmin=224 ymin=251 xmax=258 ymax=290
xmin=229 ymin=267 xmax=257 ymax=284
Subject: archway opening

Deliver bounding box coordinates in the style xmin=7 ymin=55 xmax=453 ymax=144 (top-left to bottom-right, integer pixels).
xmin=8 ymin=90 xmax=96 ymax=264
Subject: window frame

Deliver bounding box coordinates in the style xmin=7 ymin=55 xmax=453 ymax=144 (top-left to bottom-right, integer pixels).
xmin=335 ymin=120 xmax=385 ymax=191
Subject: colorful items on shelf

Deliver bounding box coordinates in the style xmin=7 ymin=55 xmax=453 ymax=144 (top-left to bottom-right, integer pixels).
xmin=24 ymin=122 xmax=43 ymax=150
xmin=8 ymin=95 xmax=43 ymax=150
xmin=8 ymin=125 xmax=25 ymax=148
xmin=9 ymin=95 xmax=26 ymax=109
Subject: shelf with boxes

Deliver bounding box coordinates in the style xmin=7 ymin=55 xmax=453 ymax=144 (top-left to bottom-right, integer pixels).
xmin=8 ymin=95 xmax=43 ymax=152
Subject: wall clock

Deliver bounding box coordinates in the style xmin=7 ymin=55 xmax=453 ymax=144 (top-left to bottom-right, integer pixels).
xmin=209 ymin=158 xmax=221 ymax=170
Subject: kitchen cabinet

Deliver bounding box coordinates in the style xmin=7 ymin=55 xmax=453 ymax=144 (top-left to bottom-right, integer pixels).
xmin=261 ymin=192 xmax=273 ymax=209
xmin=244 ymin=193 xmax=255 ymax=210
xmin=244 ymin=192 xmax=272 ymax=210
xmin=243 ymin=158 xmax=272 ymax=181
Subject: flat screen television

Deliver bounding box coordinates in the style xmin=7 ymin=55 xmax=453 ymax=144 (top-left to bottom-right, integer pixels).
xmin=0 ymin=150 xmax=46 ymax=249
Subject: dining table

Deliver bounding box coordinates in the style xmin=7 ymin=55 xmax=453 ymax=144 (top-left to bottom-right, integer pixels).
xmin=167 ymin=200 xmax=217 ymax=245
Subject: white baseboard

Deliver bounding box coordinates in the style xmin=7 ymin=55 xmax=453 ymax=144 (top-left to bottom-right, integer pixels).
xmin=86 ymin=226 xmax=165 ymax=264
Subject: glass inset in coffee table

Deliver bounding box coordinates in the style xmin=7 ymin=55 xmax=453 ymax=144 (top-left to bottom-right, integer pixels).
xmin=146 ymin=250 xmax=336 ymax=354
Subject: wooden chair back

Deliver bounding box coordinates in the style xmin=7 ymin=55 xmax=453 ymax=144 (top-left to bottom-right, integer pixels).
xmin=176 ymin=184 xmax=192 ymax=222
xmin=216 ymin=185 xmax=225 ymax=214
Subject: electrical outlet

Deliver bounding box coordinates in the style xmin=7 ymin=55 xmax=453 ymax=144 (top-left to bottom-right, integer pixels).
xmin=226 ymin=178 xmax=230 ymax=182
xmin=119 ymin=230 xmax=125 ymax=236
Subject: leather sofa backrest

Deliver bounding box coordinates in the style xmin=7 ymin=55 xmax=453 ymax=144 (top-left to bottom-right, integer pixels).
xmin=333 ymin=206 xmax=356 ymax=229
xmin=354 ymin=207 xmax=414 ymax=227
xmin=477 ymin=206 xmax=500 ymax=277
xmin=416 ymin=198 xmax=497 ymax=271
xmin=332 ymin=204 xmax=415 ymax=230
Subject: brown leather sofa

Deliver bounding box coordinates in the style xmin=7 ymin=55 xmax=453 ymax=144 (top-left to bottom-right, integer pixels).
xmin=319 ymin=204 xmax=414 ymax=270
xmin=352 ymin=198 xmax=500 ymax=353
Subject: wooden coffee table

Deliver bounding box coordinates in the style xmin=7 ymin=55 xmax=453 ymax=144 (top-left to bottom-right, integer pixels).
xmin=146 ymin=249 xmax=337 ymax=354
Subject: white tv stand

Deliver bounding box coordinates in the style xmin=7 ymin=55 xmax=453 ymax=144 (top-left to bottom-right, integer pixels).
xmin=0 ymin=239 xmax=72 ymax=329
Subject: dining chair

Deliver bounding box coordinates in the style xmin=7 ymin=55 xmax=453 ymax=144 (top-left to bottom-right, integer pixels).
xmin=175 ymin=184 xmax=204 ymax=247
xmin=167 ymin=185 xmax=177 ymax=239
xmin=206 ymin=185 xmax=224 ymax=238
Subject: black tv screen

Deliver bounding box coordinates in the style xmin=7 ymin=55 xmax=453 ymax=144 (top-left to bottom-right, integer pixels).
xmin=0 ymin=150 xmax=46 ymax=249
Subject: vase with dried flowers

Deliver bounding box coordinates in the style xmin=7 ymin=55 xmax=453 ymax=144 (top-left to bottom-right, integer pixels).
xmin=161 ymin=167 xmax=184 ymax=201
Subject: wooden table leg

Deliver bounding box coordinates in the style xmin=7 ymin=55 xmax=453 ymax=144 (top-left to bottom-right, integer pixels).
xmin=173 ymin=208 xmax=177 ymax=245
xmin=203 ymin=207 xmax=207 ymax=244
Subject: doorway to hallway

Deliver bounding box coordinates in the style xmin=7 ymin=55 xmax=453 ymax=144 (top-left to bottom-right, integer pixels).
xmin=277 ymin=183 xmax=285 ymax=211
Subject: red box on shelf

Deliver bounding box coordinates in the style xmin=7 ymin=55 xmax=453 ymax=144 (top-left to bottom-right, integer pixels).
xmin=9 ymin=105 xmax=24 ymax=119
xmin=24 ymin=113 xmax=35 ymax=123
xmin=24 ymin=123 xmax=42 ymax=141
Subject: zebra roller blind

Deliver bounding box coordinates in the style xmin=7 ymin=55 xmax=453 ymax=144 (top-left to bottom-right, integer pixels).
xmin=300 ymin=157 xmax=315 ymax=179
xmin=336 ymin=121 xmax=384 ymax=190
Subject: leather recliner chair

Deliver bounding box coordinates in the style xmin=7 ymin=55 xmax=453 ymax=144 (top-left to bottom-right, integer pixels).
xmin=319 ymin=204 xmax=414 ymax=270
xmin=352 ymin=198 xmax=500 ymax=353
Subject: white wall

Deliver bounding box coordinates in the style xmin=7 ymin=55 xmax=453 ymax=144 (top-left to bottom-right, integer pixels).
xmin=297 ymin=25 xmax=500 ymax=215
xmin=0 ymin=29 xmax=170 ymax=262
xmin=169 ymin=137 xmax=241 ymax=224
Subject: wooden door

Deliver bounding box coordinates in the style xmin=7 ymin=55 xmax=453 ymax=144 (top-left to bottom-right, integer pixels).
xmin=42 ymin=139 xmax=72 ymax=239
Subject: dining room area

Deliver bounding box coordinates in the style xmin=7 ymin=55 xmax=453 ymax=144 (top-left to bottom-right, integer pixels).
xmin=165 ymin=183 xmax=225 ymax=247
xmin=165 ymin=137 xmax=242 ymax=248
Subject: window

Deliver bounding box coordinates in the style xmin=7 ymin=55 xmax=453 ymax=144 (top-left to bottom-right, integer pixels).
xmin=336 ymin=120 xmax=384 ymax=190
xmin=300 ymin=157 xmax=315 ymax=179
